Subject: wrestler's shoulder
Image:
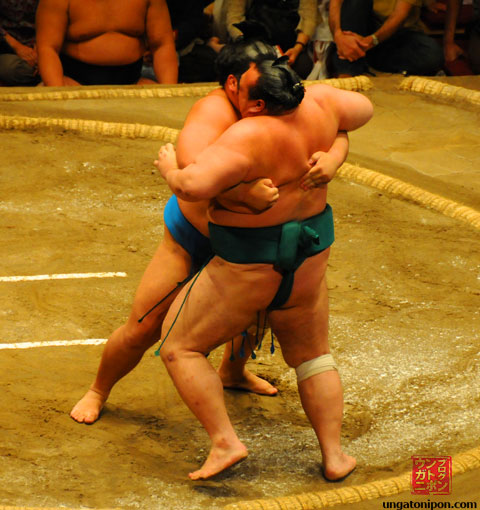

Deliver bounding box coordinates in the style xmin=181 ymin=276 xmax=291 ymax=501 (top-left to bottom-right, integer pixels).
xmin=193 ymin=89 xmax=235 ymax=113
xmin=223 ymin=115 xmax=272 ymax=143
xmin=305 ymin=83 xmax=337 ymax=100
xmin=303 ymin=84 xmax=344 ymax=114
xmin=204 ymin=88 xmax=232 ymax=104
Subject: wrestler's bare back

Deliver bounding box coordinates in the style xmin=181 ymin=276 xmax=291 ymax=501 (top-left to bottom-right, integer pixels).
xmin=205 ymin=85 xmax=345 ymax=228
xmin=62 ymin=0 xmax=152 ymax=65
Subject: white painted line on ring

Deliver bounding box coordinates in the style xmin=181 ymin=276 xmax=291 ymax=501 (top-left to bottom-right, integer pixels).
xmin=0 ymin=338 xmax=108 ymax=350
xmin=0 ymin=272 xmax=127 ymax=282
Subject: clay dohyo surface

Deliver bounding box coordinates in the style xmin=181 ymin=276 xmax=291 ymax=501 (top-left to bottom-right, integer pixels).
xmin=0 ymin=78 xmax=479 ymax=509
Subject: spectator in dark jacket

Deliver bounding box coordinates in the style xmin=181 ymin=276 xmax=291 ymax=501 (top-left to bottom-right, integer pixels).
xmin=0 ymin=0 xmax=40 ymax=85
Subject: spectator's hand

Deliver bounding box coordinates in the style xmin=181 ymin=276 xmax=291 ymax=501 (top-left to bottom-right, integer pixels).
xmin=154 ymin=143 xmax=178 ymax=179
xmin=300 ymin=151 xmax=339 ymax=190
xmin=444 ymin=41 xmax=463 ymax=62
xmin=426 ymin=1 xmax=446 ymax=13
xmin=242 ymin=178 xmax=279 ymax=211
xmin=14 ymin=42 xmax=38 ymax=69
xmin=343 ymin=31 xmax=374 ymax=51
xmin=207 ymin=36 xmax=225 ymax=53
xmin=335 ymin=31 xmax=368 ymax=61
xmin=284 ymin=44 xmax=303 ymax=65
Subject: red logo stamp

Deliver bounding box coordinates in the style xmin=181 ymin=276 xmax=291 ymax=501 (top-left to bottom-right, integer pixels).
xmin=411 ymin=456 xmax=452 ymax=495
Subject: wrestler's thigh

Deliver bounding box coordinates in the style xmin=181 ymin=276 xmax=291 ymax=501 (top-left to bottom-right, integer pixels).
xmin=161 ymin=257 xmax=283 ymax=354
xmin=128 ymin=227 xmax=192 ymax=330
xmin=268 ymin=249 xmax=330 ymax=368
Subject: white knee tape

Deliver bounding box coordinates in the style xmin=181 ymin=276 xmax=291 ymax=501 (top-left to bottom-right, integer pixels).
xmin=295 ymin=354 xmax=337 ymax=383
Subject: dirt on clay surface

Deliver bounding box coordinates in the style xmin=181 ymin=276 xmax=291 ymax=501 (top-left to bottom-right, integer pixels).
xmin=0 ymin=75 xmax=479 ymax=509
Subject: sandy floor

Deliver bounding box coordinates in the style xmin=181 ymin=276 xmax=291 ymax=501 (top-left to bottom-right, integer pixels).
xmin=0 ymin=76 xmax=479 ymax=509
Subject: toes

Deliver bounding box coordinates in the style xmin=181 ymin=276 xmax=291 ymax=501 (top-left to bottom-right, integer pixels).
xmin=83 ymin=413 xmax=97 ymax=424
xmin=69 ymin=405 xmax=100 ymax=424
xmin=70 ymin=410 xmax=85 ymax=423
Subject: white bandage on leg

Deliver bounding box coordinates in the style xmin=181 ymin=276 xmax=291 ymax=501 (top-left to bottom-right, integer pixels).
xmin=295 ymin=354 xmax=338 ymax=383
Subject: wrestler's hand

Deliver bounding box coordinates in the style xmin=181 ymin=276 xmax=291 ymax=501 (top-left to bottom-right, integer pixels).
xmin=154 ymin=143 xmax=178 ymax=179
xmin=300 ymin=151 xmax=338 ymax=190
xmin=219 ymin=178 xmax=279 ymax=212
xmin=243 ymin=178 xmax=279 ymax=211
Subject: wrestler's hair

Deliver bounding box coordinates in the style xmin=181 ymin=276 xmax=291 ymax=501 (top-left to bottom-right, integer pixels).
xmin=248 ymin=57 xmax=305 ymax=115
xmin=216 ymin=38 xmax=278 ymax=86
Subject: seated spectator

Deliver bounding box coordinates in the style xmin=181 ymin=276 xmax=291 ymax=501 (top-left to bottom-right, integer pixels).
xmin=444 ymin=0 xmax=479 ymax=73
xmin=306 ymin=0 xmax=333 ymax=80
xmin=36 ymin=0 xmax=177 ymax=86
xmin=212 ymin=0 xmax=230 ymax=43
xmin=167 ymin=0 xmax=219 ymax=83
xmin=0 ymin=0 xmax=40 ymax=86
xmin=329 ymin=0 xmax=444 ymax=77
xmin=215 ymin=0 xmax=317 ymax=79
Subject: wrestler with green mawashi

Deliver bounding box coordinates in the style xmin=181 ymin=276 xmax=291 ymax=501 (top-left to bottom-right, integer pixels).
xmin=155 ymin=57 xmax=373 ymax=481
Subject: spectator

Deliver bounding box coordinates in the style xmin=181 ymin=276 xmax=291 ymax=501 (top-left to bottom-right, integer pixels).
xmin=216 ymin=0 xmax=318 ymax=79
xmin=0 ymin=0 xmax=40 ymax=86
xmin=329 ymin=0 xmax=444 ymax=77
xmin=167 ymin=0 xmax=218 ymax=82
xmin=306 ymin=0 xmax=333 ymax=80
xmin=212 ymin=0 xmax=230 ymax=43
xmin=444 ymin=0 xmax=479 ymax=73
xmin=36 ymin=0 xmax=177 ymax=86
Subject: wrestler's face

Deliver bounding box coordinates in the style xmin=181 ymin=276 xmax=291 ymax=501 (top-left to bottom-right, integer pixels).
xmin=236 ymin=64 xmax=265 ymax=118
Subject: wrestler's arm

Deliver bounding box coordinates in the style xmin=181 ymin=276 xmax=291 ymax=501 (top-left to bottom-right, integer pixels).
xmin=176 ymin=95 xmax=279 ymax=211
xmin=36 ymin=0 xmax=69 ymax=86
xmin=147 ymin=0 xmax=178 ymax=84
xmin=157 ymin=126 xmax=253 ymax=201
xmin=311 ymin=84 xmax=373 ymax=131
xmin=176 ymin=94 xmax=238 ymax=168
xmin=300 ymin=131 xmax=349 ymax=190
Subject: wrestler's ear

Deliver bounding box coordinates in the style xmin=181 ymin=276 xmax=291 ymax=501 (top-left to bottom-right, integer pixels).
xmin=226 ymin=74 xmax=238 ymax=93
xmin=246 ymin=99 xmax=266 ymax=115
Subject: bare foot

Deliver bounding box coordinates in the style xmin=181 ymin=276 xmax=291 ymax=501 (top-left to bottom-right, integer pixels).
xmin=323 ymin=453 xmax=356 ymax=482
xmin=220 ymin=369 xmax=278 ymax=396
xmin=189 ymin=441 xmax=248 ymax=480
xmin=70 ymin=388 xmax=108 ymax=424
